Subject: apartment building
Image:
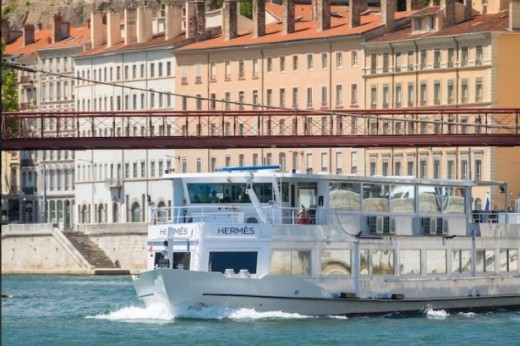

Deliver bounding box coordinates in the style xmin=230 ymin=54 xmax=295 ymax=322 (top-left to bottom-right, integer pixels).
xmin=4 ymin=15 xmax=90 ymax=226
xmin=362 ymin=0 xmax=520 ymax=210
xmin=73 ymin=5 xmax=183 ymax=225
xmin=172 ymin=0 xmax=416 ymax=175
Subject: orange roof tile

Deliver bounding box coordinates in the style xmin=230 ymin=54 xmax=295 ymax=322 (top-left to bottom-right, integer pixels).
xmin=178 ymin=4 xmax=412 ymax=51
xmin=76 ymin=32 xmax=187 ymax=57
xmin=370 ymin=10 xmax=511 ymax=43
xmin=6 ymin=26 xmax=90 ymax=56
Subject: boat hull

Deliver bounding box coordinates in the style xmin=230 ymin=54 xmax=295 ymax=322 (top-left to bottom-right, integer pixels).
xmin=133 ymin=269 xmax=520 ymax=317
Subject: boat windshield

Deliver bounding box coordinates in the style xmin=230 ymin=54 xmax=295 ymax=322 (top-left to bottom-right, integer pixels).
xmin=187 ymin=182 xmax=274 ymax=204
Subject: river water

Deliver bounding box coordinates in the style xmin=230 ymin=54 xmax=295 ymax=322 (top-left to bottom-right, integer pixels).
xmin=2 ymin=275 xmax=519 ymax=345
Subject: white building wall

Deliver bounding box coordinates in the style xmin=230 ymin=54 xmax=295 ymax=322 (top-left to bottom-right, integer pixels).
xmin=74 ymin=44 xmax=177 ymax=226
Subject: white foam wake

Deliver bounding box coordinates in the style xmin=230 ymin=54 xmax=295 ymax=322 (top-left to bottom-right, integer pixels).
xmin=173 ymin=305 xmax=313 ymax=320
xmin=87 ymin=304 xmax=174 ymax=323
xmin=458 ymin=312 xmax=476 ymax=318
xmin=424 ymin=305 xmax=450 ymax=320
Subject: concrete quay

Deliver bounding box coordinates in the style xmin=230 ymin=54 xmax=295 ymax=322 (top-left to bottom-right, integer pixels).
xmin=1 ymin=223 xmax=148 ymax=275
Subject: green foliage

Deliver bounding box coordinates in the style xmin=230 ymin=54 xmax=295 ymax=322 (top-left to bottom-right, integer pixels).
xmin=205 ymin=0 xmax=253 ymax=19
xmin=1 ymin=40 xmax=19 ymax=134
xmin=2 ymin=2 xmax=19 ymax=16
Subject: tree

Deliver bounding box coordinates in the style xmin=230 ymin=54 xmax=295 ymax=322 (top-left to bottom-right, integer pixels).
xmin=1 ymin=39 xmax=19 ymax=134
xmin=206 ymin=0 xmax=253 ymax=19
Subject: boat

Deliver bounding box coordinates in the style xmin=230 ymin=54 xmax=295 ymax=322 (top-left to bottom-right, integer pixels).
xmin=132 ymin=165 xmax=520 ymax=316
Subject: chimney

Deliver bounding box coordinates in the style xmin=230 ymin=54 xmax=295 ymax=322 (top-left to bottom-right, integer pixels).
xmin=283 ymin=0 xmax=295 ymax=35
xmin=137 ymin=5 xmax=153 ymax=43
xmin=312 ymin=0 xmax=318 ymax=21
xmin=52 ymin=13 xmax=62 ymax=43
xmin=510 ymin=0 xmax=520 ymax=31
xmin=90 ymin=11 xmax=107 ymax=49
xmin=61 ymin=21 xmax=70 ymax=38
xmin=195 ymin=0 xmax=206 ymax=41
xmin=381 ymin=0 xmax=396 ymax=32
xmin=406 ymin=0 xmax=423 ymax=11
xmin=106 ymin=11 xmax=121 ymax=47
xmin=124 ymin=8 xmax=137 ymax=44
xmin=442 ymin=0 xmax=455 ymax=27
xmin=165 ymin=2 xmax=182 ymax=40
xmin=1 ymin=19 xmax=9 ymax=44
xmin=349 ymin=0 xmax=364 ymax=29
xmin=317 ymin=0 xmax=331 ymax=31
xmin=222 ymin=0 xmax=238 ymax=41
xmin=464 ymin=0 xmax=472 ymax=20
xmin=253 ymin=0 xmax=265 ymax=38
xmin=22 ymin=24 xmax=35 ymax=47
xmin=186 ymin=1 xmax=206 ymax=41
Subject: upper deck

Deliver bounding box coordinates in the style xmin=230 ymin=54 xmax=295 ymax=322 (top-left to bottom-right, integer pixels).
xmin=150 ymin=167 xmax=514 ymax=238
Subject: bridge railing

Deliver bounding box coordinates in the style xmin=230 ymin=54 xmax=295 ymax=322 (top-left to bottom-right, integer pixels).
xmin=2 ymin=108 xmax=519 ymax=140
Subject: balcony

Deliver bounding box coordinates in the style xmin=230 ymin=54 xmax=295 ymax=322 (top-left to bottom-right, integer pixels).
xmin=104 ymin=178 xmax=122 ymax=189
xmin=19 ymin=75 xmax=33 ymax=84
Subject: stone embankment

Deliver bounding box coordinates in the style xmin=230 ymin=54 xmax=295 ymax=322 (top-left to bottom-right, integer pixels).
xmin=1 ymin=222 xmax=147 ymax=275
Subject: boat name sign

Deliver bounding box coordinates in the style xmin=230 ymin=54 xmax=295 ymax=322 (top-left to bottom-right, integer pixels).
xmin=217 ymin=226 xmax=256 ymax=236
xmin=148 ymin=224 xmax=197 ymax=239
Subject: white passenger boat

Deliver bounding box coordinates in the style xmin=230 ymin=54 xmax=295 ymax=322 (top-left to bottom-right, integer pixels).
xmin=132 ymin=165 xmax=520 ymax=316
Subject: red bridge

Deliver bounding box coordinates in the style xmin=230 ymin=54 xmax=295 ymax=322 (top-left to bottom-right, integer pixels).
xmin=2 ymin=108 xmax=519 ymax=150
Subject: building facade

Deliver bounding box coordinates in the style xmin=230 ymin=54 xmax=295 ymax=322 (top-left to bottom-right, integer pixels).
xmin=362 ymin=0 xmax=520 ymax=210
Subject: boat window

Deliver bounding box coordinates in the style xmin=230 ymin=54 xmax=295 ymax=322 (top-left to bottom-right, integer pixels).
xmin=208 ymin=251 xmax=257 ymax=274
xmin=278 ymin=182 xmax=289 ymax=203
xmin=187 ymin=183 xmax=274 ymax=204
xmin=399 ymin=250 xmax=421 ymax=275
xmin=173 ymin=252 xmax=191 ymax=270
xmin=500 ymin=249 xmax=518 ymax=272
xmin=390 ymin=184 xmax=414 ymax=213
xmin=298 ymin=183 xmax=317 ymax=210
xmin=329 ymin=182 xmax=361 ymax=211
xmin=443 ymin=187 xmax=465 ymax=214
xmin=321 ymin=249 xmax=351 ymax=276
xmin=270 ymin=250 xmax=310 ymax=275
xmin=372 ymin=250 xmax=394 ymax=275
xmin=476 ymin=249 xmax=495 ymax=273
xmin=362 ymin=183 xmax=389 ymax=212
xmin=426 ymin=250 xmax=446 ymax=274
xmin=452 ymin=249 xmax=471 ymax=274
xmin=419 ymin=185 xmax=443 ymax=214
xmin=360 ymin=249 xmax=369 ymax=275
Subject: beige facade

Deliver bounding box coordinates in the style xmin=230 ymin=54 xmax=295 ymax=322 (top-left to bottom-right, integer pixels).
xmin=362 ymin=2 xmax=520 ymax=210
xmin=171 ymin=1 xmax=409 ymax=175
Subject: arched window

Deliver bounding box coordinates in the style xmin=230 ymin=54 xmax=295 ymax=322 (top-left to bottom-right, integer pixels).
xmin=81 ymin=205 xmax=89 ymax=223
xmin=475 ymin=198 xmax=482 ymax=211
xmin=97 ymin=204 xmax=105 ymax=223
xmin=57 ymin=200 xmax=63 ymax=222
xmin=157 ymin=201 xmax=166 ymax=223
xmin=131 ymin=202 xmax=141 ymax=222
xmin=112 ymin=202 xmax=119 ymax=223
xmin=50 ymin=201 xmax=56 ymax=223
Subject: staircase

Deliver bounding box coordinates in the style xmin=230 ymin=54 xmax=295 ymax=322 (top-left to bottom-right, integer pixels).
xmin=63 ymin=232 xmax=116 ymax=269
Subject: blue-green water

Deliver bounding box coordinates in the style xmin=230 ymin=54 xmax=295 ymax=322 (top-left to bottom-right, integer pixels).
xmin=2 ymin=275 xmax=519 ymax=346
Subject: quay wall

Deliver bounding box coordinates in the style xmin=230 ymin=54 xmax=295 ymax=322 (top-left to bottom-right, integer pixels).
xmin=2 ymin=223 xmax=148 ymax=275
xmin=1 ymin=224 xmax=93 ymax=274
xmin=77 ymin=223 xmax=148 ymax=270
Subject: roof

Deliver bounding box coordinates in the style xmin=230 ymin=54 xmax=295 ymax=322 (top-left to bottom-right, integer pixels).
xmin=76 ymin=32 xmax=187 ymax=57
xmin=177 ymin=3 xmax=412 ymax=52
xmin=369 ymin=10 xmax=511 ymax=43
xmin=5 ymin=26 xmax=90 ymax=56
xmin=410 ymin=6 xmax=442 ymax=17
